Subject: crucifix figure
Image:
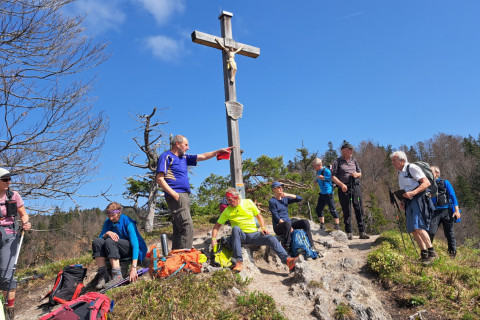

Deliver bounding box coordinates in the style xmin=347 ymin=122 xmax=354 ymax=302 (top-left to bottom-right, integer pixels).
xmin=215 ymin=38 xmax=244 ymax=83
xmin=192 ymin=11 xmax=260 ymax=197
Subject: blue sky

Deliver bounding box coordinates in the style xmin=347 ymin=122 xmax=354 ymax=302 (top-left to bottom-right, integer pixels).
xmin=57 ymin=0 xmax=480 ymax=210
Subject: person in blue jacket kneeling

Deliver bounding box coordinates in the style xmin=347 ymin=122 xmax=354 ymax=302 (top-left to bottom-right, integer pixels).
xmin=92 ymin=202 xmax=147 ymax=289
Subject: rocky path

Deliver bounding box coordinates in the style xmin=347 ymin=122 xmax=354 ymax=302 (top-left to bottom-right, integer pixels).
xmin=226 ymin=223 xmax=392 ymax=320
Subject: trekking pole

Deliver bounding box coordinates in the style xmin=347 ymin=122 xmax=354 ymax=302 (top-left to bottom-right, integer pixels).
xmin=307 ymin=201 xmax=313 ymax=221
xmin=389 ymin=187 xmax=418 ymax=257
xmin=389 ymin=187 xmax=407 ymax=253
xmin=5 ymin=229 xmax=25 ymax=310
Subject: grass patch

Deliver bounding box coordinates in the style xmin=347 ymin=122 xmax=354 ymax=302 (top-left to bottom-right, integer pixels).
xmin=236 ymin=291 xmax=286 ymax=320
xmin=367 ymin=231 xmax=480 ymax=319
xmin=334 ymin=302 xmax=355 ymax=320
xmin=17 ymin=253 xmax=93 ymax=279
xmin=107 ymin=270 xmax=285 ymax=320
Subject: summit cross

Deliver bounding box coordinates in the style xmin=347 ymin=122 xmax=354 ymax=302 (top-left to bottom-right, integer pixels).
xmin=191 ymin=11 xmax=260 ymax=197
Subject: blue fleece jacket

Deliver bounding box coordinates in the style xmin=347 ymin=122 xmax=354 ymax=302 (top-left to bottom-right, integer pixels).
xmin=99 ymin=214 xmax=147 ymax=262
xmin=269 ymin=195 xmax=303 ymax=228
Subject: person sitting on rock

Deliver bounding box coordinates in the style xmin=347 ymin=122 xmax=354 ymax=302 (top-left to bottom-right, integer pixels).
xmin=211 ymin=188 xmax=298 ymax=272
xmin=92 ymin=202 xmax=147 ymax=289
xmin=268 ymin=181 xmax=315 ymax=252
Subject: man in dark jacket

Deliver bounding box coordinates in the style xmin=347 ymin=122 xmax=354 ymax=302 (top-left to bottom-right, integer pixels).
xmin=331 ymin=142 xmax=369 ymax=240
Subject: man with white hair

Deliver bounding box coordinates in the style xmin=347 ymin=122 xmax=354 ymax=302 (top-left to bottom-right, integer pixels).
xmin=156 ymin=135 xmax=231 ymax=250
xmin=313 ymin=158 xmax=340 ymax=231
xmin=211 ymin=188 xmax=298 ymax=272
xmin=390 ymin=151 xmax=437 ymax=264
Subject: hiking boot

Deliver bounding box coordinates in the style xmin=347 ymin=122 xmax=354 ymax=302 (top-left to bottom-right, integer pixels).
xmin=95 ymin=276 xmax=107 ymax=290
xmin=359 ymin=232 xmax=370 ymax=239
xmin=286 ymin=256 xmax=298 ymax=271
xmin=428 ymin=248 xmax=438 ymax=259
xmin=5 ymin=306 xmax=14 ymax=320
xmin=347 ymin=233 xmax=353 ymax=240
xmin=102 ymin=274 xmax=123 ymax=289
xmin=94 ymin=268 xmax=109 ymax=290
xmin=320 ymin=223 xmax=325 ymax=231
xmin=334 ymin=224 xmax=340 ymax=230
xmin=420 ymin=250 xmax=432 ymax=266
xmin=232 ymin=260 xmax=243 ymax=272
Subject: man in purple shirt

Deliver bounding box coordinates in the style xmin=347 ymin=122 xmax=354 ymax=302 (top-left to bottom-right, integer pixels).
xmin=156 ymin=135 xmax=231 ymax=250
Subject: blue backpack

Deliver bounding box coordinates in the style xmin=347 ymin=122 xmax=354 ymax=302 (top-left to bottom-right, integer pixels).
xmin=290 ymin=229 xmax=318 ymax=259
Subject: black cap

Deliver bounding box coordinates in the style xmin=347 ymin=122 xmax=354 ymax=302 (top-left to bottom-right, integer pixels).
xmin=341 ymin=142 xmax=354 ymax=150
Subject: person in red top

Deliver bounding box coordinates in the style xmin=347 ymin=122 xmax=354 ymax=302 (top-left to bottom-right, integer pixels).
xmin=0 ymin=168 xmax=31 ymax=319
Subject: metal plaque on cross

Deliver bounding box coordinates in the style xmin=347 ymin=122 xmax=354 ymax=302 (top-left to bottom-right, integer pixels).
xmin=225 ymin=101 xmax=243 ymax=120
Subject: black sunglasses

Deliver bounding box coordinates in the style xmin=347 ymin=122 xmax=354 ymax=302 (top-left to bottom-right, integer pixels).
xmin=1 ymin=178 xmax=11 ymax=182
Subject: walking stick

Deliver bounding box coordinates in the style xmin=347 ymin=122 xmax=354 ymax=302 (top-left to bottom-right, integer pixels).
xmin=389 ymin=187 xmax=418 ymax=257
xmin=4 ymin=229 xmax=25 ymax=311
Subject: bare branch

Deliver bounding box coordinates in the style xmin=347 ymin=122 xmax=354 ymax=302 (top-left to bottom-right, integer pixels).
xmin=0 ymin=0 xmax=110 ymax=213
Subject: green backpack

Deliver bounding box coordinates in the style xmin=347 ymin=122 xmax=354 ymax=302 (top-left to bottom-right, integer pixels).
xmin=212 ymin=237 xmax=233 ymax=268
xmin=406 ymin=161 xmax=438 ymax=197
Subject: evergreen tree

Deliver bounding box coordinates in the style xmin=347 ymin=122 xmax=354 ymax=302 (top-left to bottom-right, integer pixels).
xmin=323 ymin=141 xmax=338 ymax=167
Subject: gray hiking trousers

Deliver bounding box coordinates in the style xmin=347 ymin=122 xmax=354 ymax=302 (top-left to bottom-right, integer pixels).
xmin=166 ymin=192 xmax=193 ymax=250
xmin=0 ymin=231 xmax=20 ymax=291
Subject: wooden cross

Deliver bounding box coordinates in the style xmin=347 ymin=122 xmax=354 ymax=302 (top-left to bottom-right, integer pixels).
xmin=192 ymin=11 xmax=260 ymax=197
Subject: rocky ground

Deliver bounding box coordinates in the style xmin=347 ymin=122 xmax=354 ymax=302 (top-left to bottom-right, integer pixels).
xmin=15 ymin=220 xmax=429 ymax=319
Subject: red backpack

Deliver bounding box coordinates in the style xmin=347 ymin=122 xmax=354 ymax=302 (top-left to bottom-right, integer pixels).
xmin=39 ymin=292 xmax=111 ymax=320
xmin=44 ymin=265 xmax=87 ymax=305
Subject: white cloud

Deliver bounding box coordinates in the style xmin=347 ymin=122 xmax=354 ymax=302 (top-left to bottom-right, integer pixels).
xmin=145 ymin=35 xmax=183 ymax=61
xmin=65 ymin=0 xmax=126 ymax=35
xmin=134 ymin=0 xmax=185 ymax=25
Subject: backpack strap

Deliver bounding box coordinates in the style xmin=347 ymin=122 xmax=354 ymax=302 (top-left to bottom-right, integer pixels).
xmin=44 ymin=270 xmax=64 ymax=302
xmin=6 ymin=188 xmax=13 ymax=201
xmin=166 ymin=262 xmax=187 ymax=279
xmin=153 ymin=247 xmax=158 ymax=272
xmin=406 ymin=164 xmax=412 ymax=179
xmin=89 ymin=297 xmax=106 ymax=319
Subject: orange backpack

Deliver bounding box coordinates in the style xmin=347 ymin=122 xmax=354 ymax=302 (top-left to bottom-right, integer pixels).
xmin=147 ymin=246 xmax=203 ymax=279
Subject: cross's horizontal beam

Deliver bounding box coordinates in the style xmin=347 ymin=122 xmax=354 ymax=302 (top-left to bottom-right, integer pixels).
xmin=191 ymin=31 xmax=260 ymax=58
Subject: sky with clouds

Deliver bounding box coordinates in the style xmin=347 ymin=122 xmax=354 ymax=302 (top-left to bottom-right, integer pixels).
xmin=45 ymin=0 xmax=480 ymax=210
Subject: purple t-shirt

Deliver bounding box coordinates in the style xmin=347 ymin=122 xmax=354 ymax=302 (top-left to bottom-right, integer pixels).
xmin=156 ymin=150 xmax=197 ymax=193
xmin=0 ymin=191 xmax=24 ymax=234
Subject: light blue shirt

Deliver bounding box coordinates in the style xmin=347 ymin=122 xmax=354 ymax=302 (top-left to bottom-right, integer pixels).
xmin=316 ymin=167 xmax=333 ymax=194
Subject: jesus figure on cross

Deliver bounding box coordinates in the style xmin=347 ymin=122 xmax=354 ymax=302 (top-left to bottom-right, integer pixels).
xmin=215 ymin=37 xmax=244 ymax=83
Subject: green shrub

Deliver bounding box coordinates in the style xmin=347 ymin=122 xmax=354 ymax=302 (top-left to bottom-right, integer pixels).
xmin=367 ymin=242 xmax=405 ymax=279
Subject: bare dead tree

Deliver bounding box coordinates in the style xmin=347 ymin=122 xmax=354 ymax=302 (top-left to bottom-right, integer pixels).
xmin=124 ymin=107 xmax=168 ymax=232
xmin=0 ymin=0 xmax=109 ymax=212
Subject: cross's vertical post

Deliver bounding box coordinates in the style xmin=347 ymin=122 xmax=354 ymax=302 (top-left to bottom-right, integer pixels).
xmin=191 ymin=11 xmax=260 ymax=198
xmin=219 ymin=12 xmax=243 ymax=196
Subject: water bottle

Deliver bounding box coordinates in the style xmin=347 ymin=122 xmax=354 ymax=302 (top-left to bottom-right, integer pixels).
xmin=160 ymin=233 xmax=169 ymax=256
